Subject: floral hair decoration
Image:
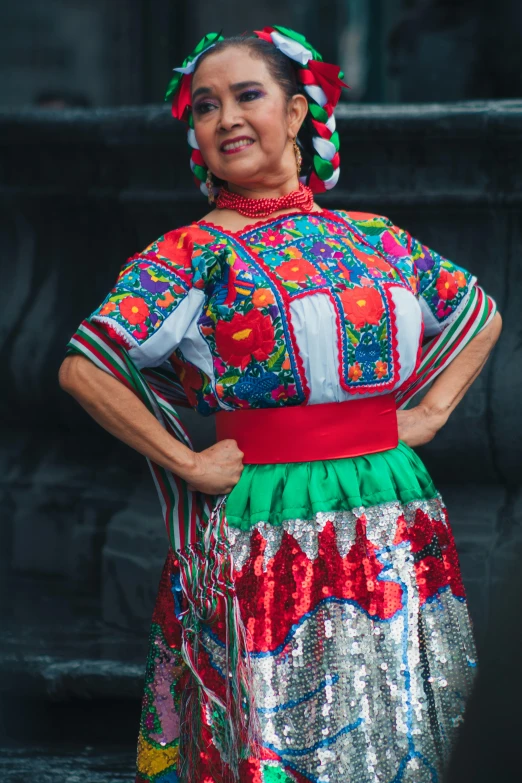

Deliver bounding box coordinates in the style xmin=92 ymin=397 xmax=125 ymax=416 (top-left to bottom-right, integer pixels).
xmin=164 ymin=25 xmax=349 ymax=197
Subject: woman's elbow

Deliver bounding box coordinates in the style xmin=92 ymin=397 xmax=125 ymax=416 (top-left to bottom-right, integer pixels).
xmin=478 ymin=310 xmax=502 ymax=354
xmin=58 ymin=354 xmax=89 ymax=394
xmin=489 ymin=310 xmax=503 ymax=342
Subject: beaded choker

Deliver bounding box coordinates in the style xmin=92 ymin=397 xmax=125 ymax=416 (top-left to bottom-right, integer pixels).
xmin=216 ymin=183 xmax=315 ymax=218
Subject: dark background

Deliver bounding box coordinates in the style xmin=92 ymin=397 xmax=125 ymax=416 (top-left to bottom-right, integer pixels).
xmin=1 ymin=1 xmax=521 ymax=781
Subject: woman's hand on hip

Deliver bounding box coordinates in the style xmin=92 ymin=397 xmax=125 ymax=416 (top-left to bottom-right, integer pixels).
xmin=181 ymin=439 xmax=245 ymax=495
xmin=396 ymin=405 xmax=447 ymax=448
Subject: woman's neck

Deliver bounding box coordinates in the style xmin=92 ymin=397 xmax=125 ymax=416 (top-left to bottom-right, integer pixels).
xmin=225 ymin=176 xmax=301 ymax=200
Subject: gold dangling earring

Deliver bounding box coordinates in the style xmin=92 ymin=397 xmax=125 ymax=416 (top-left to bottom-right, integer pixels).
xmin=293 ymin=138 xmax=302 ymax=178
xmin=206 ymin=169 xmax=215 ymax=205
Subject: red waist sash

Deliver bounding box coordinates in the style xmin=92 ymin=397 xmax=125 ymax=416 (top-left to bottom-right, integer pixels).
xmin=215 ymin=394 xmax=399 ymax=464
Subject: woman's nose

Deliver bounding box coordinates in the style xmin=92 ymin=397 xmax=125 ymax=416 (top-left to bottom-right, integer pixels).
xmin=218 ymin=101 xmax=243 ymax=131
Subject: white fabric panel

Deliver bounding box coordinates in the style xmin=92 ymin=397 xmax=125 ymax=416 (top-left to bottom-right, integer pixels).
xmin=129 ymin=288 xmax=205 ymax=369
xmin=290 ymin=287 xmax=422 ymax=403
xmin=177 ymin=309 xmax=235 ymax=408
xmin=389 ymin=286 xmax=423 ymax=386
xmin=419 ymin=297 xmax=443 ymax=337
xmin=290 ymin=294 xmax=352 ymax=404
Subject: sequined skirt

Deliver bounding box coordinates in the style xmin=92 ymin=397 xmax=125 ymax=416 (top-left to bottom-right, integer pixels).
xmin=135 ymin=441 xmax=477 ymax=783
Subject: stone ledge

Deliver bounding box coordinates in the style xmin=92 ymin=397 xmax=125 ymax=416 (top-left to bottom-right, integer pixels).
xmin=1 ymin=101 xmax=521 ymax=206
xmin=0 ymin=656 xmax=144 ymax=701
xmin=0 ymin=574 xmax=148 ymax=702
xmin=0 ymin=747 xmax=134 ymax=783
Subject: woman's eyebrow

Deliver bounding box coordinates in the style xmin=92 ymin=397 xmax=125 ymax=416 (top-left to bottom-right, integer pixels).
xmin=229 ymin=81 xmax=264 ymax=90
xmin=192 ymin=80 xmax=264 ymax=101
xmin=192 ymin=86 xmax=212 ymax=101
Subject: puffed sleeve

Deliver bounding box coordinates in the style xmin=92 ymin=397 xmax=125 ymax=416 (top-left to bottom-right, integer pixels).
xmin=87 ymin=225 xmax=220 ymax=369
xmin=377 ymin=220 xmax=479 ymax=337
xmin=345 ymin=212 xmax=493 ymax=338
xmin=341 ymin=211 xmax=497 ymax=407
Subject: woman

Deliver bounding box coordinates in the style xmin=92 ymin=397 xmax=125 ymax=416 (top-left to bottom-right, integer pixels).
xmin=59 ymin=26 xmax=501 ymax=783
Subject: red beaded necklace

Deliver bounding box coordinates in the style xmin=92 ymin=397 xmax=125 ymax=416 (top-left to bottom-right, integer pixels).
xmin=216 ymin=182 xmax=315 ymax=218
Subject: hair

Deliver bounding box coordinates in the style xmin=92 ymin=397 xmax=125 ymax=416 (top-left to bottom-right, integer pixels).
xmin=193 ymin=36 xmax=315 ymax=182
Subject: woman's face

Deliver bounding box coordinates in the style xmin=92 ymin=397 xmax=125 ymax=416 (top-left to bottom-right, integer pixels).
xmin=191 ymin=47 xmax=308 ymax=191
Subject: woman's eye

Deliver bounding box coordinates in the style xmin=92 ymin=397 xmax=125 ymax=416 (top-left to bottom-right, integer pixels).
xmin=194 ymin=101 xmax=216 ymax=115
xmin=239 ymin=90 xmax=262 ymax=102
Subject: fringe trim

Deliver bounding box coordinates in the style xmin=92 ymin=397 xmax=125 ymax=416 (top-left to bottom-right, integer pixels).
xmin=176 ymin=497 xmax=261 ymax=781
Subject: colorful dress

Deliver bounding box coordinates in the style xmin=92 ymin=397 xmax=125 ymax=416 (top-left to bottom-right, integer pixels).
xmin=66 ymin=209 xmax=496 ymax=783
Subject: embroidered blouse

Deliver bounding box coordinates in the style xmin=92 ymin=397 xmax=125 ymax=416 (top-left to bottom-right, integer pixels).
xmin=87 ymin=209 xmax=487 ymax=415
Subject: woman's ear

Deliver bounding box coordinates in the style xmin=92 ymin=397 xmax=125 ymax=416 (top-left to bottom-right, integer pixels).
xmin=287 ymin=93 xmax=309 ymax=139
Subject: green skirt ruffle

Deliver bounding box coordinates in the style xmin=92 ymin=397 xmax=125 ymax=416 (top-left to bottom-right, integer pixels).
xmin=225 ymin=440 xmax=437 ymax=529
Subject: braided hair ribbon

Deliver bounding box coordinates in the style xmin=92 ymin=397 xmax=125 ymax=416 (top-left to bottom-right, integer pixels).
xmin=165 ymin=32 xmax=224 ymax=199
xmin=254 ymin=26 xmax=349 ymax=193
xmin=164 ymin=26 xmax=349 ymax=197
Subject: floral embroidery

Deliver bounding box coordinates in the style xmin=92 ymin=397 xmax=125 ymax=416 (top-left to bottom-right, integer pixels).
xmin=100 ymin=301 xmax=116 ymax=316
xmin=89 ymin=210 xmax=477 ymax=413
xmin=240 ymin=214 xmax=407 ymax=393
xmin=338 ymin=286 xmax=384 ymax=329
xmin=340 ymin=210 xmax=475 ymax=330
xmin=276 ymin=258 xmax=319 ymax=283
xmin=263 ymin=230 xmax=287 ymax=247
xmin=120 ymin=296 xmax=150 ymax=325
xmin=348 ymin=362 xmax=363 ymax=381
xmin=375 ymin=360 xmax=388 ymax=379
xmin=215 ymin=309 xmax=275 ymax=370
xmin=436 ymin=269 xmax=459 ymax=300
xmin=454 ymin=270 xmax=467 ymax=288
xmin=252 ymin=288 xmax=275 ymax=308
xmin=91 ymin=226 xmax=219 ymax=348
xmin=140 ymin=268 xmax=171 ymax=294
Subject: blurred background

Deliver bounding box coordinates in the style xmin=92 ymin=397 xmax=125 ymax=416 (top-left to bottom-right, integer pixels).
xmin=2 ymin=0 xmax=522 ymax=108
xmin=0 ymin=1 xmax=521 ymax=781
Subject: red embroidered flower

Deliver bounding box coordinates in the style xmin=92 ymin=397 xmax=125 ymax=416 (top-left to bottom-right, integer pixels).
xmin=215 ymin=309 xmax=275 ymax=370
xmin=262 ymin=230 xmax=286 ymax=247
xmin=119 ymin=296 xmax=150 ymax=325
xmin=436 ymin=270 xmax=458 ymax=300
xmin=348 ymin=362 xmax=363 ymax=381
xmin=375 ymin=361 xmax=388 ymax=379
xmin=339 ymin=286 xmax=384 ymax=329
xmin=276 ymin=258 xmax=318 ymax=282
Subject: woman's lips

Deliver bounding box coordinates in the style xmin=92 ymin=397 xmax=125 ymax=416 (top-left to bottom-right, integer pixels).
xmin=220 ymin=138 xmax=255 ymax=155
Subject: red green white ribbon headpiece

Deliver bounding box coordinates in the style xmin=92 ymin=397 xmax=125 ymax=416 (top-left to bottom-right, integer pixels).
xmin=164 ymin=26 xmax=349 ymax=196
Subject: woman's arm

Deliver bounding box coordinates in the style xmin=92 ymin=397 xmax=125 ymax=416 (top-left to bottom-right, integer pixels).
xmin=58 ymin=355 xmax=244 ymax=494
xmin=397 ymin=311 xmax=502 ymax=447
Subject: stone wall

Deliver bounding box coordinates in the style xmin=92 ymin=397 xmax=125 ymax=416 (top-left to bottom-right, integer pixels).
xmin=0 ymin=101 xmax=521 ymax=644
